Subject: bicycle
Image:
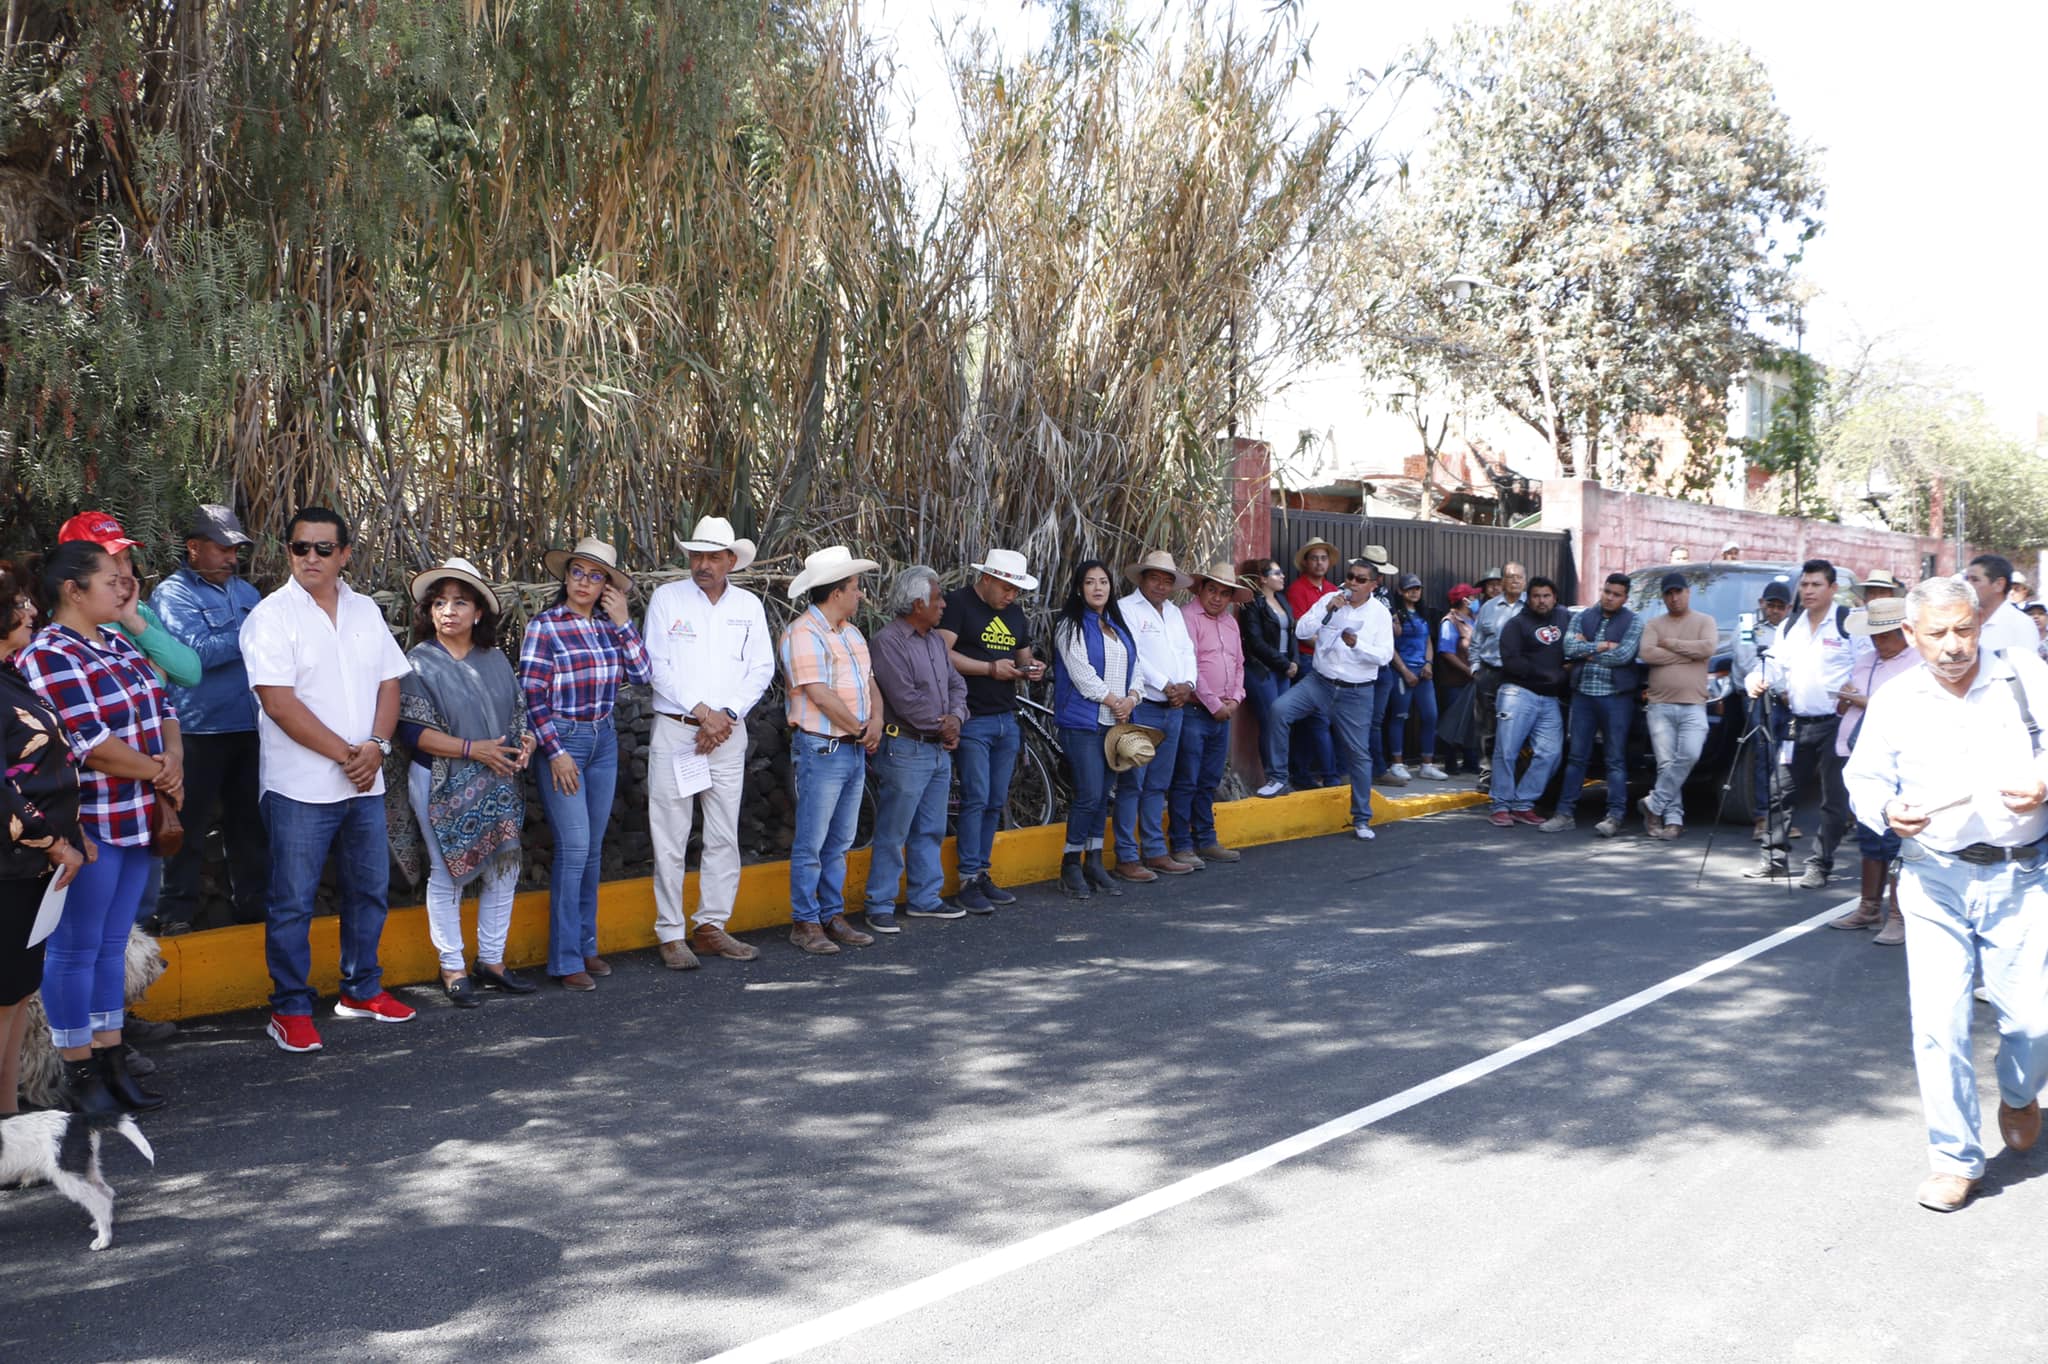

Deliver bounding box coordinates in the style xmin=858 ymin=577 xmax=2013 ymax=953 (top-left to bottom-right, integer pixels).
xmin=850 ymin=686 xmax=1069 ymax=850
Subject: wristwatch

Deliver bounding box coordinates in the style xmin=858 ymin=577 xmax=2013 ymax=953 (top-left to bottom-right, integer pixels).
xmin=721 ymin=707 xmax=740 ymax=722
xmin=371 ymin=736 xmax=393 ymax=758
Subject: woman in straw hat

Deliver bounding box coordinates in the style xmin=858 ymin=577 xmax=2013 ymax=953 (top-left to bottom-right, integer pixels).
xmin=396 ymin=559 xmax=537 ymax=1007
xmin=1050 ymin=560 xmax=1145 ymax=896
xmin=520 ymin=538 xmax=650 ymax=990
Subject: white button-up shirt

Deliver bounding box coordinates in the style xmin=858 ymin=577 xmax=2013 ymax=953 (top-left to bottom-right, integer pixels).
xmin=240 ymin=577 xmax=411 ymax=803
xmin=643 ymin=578 xmax=774 ymax=729
xmin=1979 ymin=600 xmax=2039 ymax=664
xmin=1118 ymin=589 xmax=1198 ymax=702
xmin=1297 ymin=588 xmax=1394 ymax=684
xmin=1764 ymin=606 xmax=1855 ymax=717
xmin=1846 ymin=649 xmax=2048 ymax=852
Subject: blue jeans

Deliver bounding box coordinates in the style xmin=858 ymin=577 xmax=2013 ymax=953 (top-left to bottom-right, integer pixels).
xmin=1896 ymin=841 xmax=2048 ymax=1177
xmin=537 ymin=719 xmax=619 ymax=976
xmin=1491 ymin=684 xmax=1564 ymax=813
xmin=1555 ymin=691 xmax=1635 ymax=821
xmin=1169 ymin=707 xmax=1232 ymax=852
xmin=262 ymin=792 xmax=392 ymax=1015
xmin=1383 ymin=670 xmax=1437 ymax=763
xmin=1126 ymin=699 xmax=1185 ymax=860
xmin=865 ymin=737 xmax=952 ymax=913
xmin=1369 ymin=671 xmax=1396 ymax=775
xmin=790 ymin=732 xmax=866 ymax=924
xmin=954 ymin=712 xmax=1021 ymax=880
xmin=1061 ymin=725 xmax=1134 ymax=849
xmin=42 ymin=841 xmax=153 ymax=1047
xmin=1644 ymin=702 xmax=1707 ymax=826
xmin=1268 ymin=673 xmax=1376 ymax=826
xmin=1244 ymin=667 xmax=1289 ymax=784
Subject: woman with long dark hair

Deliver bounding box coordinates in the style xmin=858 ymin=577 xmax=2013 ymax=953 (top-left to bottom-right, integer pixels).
xmin=1383 ymin=573 xmax=1447 ymax=781
xmin=1236 ymin=556 xmax=1296 ymax=788
xmin=1050 ymin=560 xmax=1144 ymax=898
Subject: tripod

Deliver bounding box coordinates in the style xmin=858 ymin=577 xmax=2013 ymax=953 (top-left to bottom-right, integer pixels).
xmin=1697 ymin=678 xmax=1792 ymax=891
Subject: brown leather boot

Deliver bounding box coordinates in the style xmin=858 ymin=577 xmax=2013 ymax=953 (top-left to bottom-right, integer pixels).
xmin=1828 ymin=861 xmax=1887 ymax=930
xmin=823 ymin=914 xmax=873 ymax=947
xmin=689 ymin=923 xmax=761 ymax=961
xmin=788 ymin=922 xmax=840 ymax=955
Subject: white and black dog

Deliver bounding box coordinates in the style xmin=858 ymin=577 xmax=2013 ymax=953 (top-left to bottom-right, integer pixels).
xmin=0 ymin=1110 xmax=156 ymax=1250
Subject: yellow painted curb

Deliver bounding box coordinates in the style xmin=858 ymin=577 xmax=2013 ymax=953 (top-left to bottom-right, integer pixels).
xmin=137 ymin=785 xmax=1486 ymax=1021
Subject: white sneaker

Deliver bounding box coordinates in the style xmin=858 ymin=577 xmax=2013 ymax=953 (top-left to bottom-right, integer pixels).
xmin=1389 ymin=764 xmax=1413 ymax=781
xmin=1256 ymin=779 xmax=1288 ymax=798
xmin=1538 ymin=814 xmax=1574 ymax=833
xmin=1417 ymin=764 xmax=1450 ymax=781
xmin=1974 ymin=985 xmax=1992 ymax=1004
xmin=1594 ymin=817 xmax=1621 ymax=837
xmin=1354 ymin=822 xmax=1376 ymax=841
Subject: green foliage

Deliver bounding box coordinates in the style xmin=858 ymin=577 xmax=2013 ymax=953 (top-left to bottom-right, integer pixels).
xmin=1742 ymin=349 xmax=1829 ymax=518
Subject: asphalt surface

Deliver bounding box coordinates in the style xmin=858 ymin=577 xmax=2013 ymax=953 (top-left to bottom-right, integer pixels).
xmin=4 ymin=791 xmax=2044 ymax=1363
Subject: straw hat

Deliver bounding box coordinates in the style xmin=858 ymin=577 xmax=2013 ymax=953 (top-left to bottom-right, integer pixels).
xmin=542 ymin=537 xmax=633 ymax=591
xmin=1190 ymin=561 xmax=1253 ymax=604
xmin=1363 ymin=543 xmax=1390 ymax=566
xmin=1861 ymin=568 xmax=1903 ymax=594
xmin=1293 ymin=537 xmax=1337 ymax=572
xmin=676 ymin=515 xmax=757 ymax=572
xmin=409 ymin=556 xmax=504 ymax=612
xmin=970 ymin=548 xmax=1039 ymax=591
xmin=1846 ymin=599 xmax=1908 ymax=636
xmin=1124 ymin=550 xmax=1193 ymax=591
xmin=1104 ymin=721 xmax=1167 ymax=773
xmin=787 ymin=545 xmax=880 ymax=601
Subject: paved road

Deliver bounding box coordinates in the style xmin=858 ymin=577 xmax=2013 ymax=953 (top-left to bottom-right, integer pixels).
xmin=5 ymin=801 xmax=2042 ymax=1362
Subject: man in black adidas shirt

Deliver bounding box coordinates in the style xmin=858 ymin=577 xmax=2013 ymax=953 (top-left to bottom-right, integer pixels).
xmin=939 ymin=549 xmax=1044 ymax=913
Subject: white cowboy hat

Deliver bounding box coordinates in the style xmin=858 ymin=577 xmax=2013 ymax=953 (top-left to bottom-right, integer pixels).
xmin=970 ymin=548 xmax=1039 ymax=591
xmin=1124 ymin=549 xmax=1193 ymax=591
xmin=677 ymin=515 xmax=757 ymax=572
xmin=1190 ymin=561 xmax=1253 ymax=604
xmin=1846 ymin=598 xmax=1908 ymax=636
xmin=1861 ymin=568 xmax=1903 ymax=593
xmin=787 ymin=545 xmax=881 ymax=601
xmin=1104 ymin=722 xmax=1168 ymax=773
xmin=541 ymin=537 xmax=633 ymax=591
xmin=1362 ymin=544 xmax=1390 ymax=565
xmin=409 ymin=556 xmax=505 ymax=612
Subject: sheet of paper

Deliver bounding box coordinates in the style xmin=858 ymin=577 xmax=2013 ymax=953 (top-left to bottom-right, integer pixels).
xmin=670 ymin=746 xmax=713 ymax=799
xmin=29 ymin=878 xmax=67 ymax=947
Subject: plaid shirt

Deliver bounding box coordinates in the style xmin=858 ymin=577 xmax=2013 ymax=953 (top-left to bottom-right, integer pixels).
xmin=1562 ymin=606 xmax=1644 ymax=698
xmin=780 ymin=605 xmax=873 ymax=737
xmin=519 ymin=605 xmax=653 ymax=760
xmin=17 ymin=624 xmax=175 ymax=847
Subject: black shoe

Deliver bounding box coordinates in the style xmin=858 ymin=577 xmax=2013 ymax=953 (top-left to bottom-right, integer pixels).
xmin=94 ymin=1046 xmax=166 ymax=1113
xmin=474 ymin=963 xmax=539 ymax=994
xmin=125 ymin=1018 xmax=179 ymax=1045
xmin=443 ymin=975 xmax=484 ymax=1009
xmin=62 ymin=1058 xmax=122 ymax=1117
xmin=122 ymin=1045 xmax=158 ymax=1077
xmin=1082 ymin=849 xmax=1122 ymax=897
xmin=978 ymin=874 xmax=1017 ymax=906
xmin=1059 ymin=853 xmax=1093 ymax=900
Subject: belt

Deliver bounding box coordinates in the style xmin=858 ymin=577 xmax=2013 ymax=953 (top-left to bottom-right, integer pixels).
xmin=655 ymin=711 xmax=700 ymax=727
xmin=1953 ymin=842 xmax=2044 ymax=866
xmin=1326 ymin=677 xmax=1370 ymax=690
xmin=796 ymin=728 xmax=860 ymax=744
xmin=884 ymin=723 xmax=944 ymax=744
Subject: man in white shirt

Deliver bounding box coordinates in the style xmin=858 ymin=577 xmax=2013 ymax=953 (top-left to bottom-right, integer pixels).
xmin=239 ymin=506 xmax=415 ymax=1053
xmin=1256 ymin=559 xmax=1395 ymax=840
xmin=1118 ymin=551 xmax=1200 ymax=874
xmin=644 ymin=516 xmax=774 ymax=967
xmin=1965 ymin=554 xmax=2038 ymax=663
xmin=1844 ymin=575 xmax=2048 ymax=1213
xmin=1745 ymin=558 xmax=1855 ymax=886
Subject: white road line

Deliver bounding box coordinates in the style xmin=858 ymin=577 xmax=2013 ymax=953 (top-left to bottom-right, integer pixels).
xmin=702 ymin=897 xmax=1858 ymax=1364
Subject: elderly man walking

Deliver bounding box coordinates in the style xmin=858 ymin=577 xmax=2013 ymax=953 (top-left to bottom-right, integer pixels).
xmin=1169 ymin=563 xmax=1249 ymax=867
xmin=1634 ymin=572 xmax=1718 ymax=840
xmin=644 ymin=516 xmax=773 ymax=968
xmin=939 ymin=548 xmax=1042 ymax=912
xmin=866 ymin=567 xmax=969 ymax=932
xmin=1845 ymin=575 xmax=2048 ymax=1212
xmin=1118 ymin=551 xmax=1201 ymax=875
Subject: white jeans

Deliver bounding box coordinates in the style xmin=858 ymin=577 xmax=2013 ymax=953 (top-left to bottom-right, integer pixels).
xmin=649 ymin=713 xmax=748 ymax=940
xmin=408 ymin=764 xmax=520 ymax=972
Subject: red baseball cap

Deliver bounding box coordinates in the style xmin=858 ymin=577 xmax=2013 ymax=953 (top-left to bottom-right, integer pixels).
xmin=57 ymin=510 xmax=143 ymax=554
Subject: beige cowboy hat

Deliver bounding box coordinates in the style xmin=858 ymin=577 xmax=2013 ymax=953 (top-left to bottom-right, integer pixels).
xmin=542 ymin=537 xmax=633 ymax=591
xmin=1846 ymin=598 xmax=1909 ymax=636
xmin=1293 ymin=537 xmax=1337 ymax=572
xmin=970 ymin=548 xmax=1039 ymax=591
xmin=409 ymin=556 xmax=505 ymax=612
xmin=1861 ymin=568 xmax=1903 ymax=594
xmin=1104 ymin=721 xmax=1168 ymax=773
xmin=787 ymin=545 xmax=880 ymax=601
xmin=677 ymin=515 xmax=757 ymax=572
xmin=1190 ymin=561 xmax=1253 ymax=604
xmin=1124 ymin=549 xmax=1193 ymax=591
xmin=1362 ymin=543 xmax=1390 ymax=565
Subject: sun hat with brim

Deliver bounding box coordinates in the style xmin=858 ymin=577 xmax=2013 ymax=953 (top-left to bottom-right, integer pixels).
xmin=1373 ymin=561 xmax=1399 ymax=579
xmin=1862 ymin=568 xmax=1903 ymax=593
xmin=676 ymin=515 xmax=757 ymax=572
xmin=1846 ymin=599 xmax=1909 ymax=636
xmin=1190 ymin=562 xmax=1253 ymax=604
xmin=410 ymin=557 xmax=504 ymax=612
xmin=787 ymin=545 xmax=881 ymax=601
xmin=58 ymin=510 xmax=142 ymax=555
xmin=1293 ymin=537 xmax=1337 ymax=572
xmin=1124 ymin=550 xmax=1193 ymax=591
xmin=1363 ymin=544 xmax=1390 ymax=565
xmin=970 ymin=548 xmax=1039 ymax=591
xmin=542 ymin=537 xmax=633 ymax=592
xmin=1104 ymin=722 xmax=1168 ymax=773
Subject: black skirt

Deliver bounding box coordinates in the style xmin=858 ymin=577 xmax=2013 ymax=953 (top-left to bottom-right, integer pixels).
xmin=0 ymin=873 xmax=52 ymax=1007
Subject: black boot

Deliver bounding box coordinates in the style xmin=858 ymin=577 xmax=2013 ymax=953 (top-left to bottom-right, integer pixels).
xmin=1060 ymin=852 xmax=1093 ymax=899
xmin=95 ymin=1045 xmax=166 ymax=1113
xmin=62 ymin=1057 xmax=122 ymax=1117
xmin=1082 ymin=849 xmax=1122 ymax=896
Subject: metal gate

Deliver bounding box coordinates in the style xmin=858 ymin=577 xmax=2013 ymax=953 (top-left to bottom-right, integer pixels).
xmin=1268 ymin=510 xmax=1578 ymax=604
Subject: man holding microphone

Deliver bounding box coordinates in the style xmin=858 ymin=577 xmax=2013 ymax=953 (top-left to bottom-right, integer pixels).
xmin=1845 ymin=575 xmax=2048 ymax=1213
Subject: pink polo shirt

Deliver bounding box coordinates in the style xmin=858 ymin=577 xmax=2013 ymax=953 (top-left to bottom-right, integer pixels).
xmin=1838 ymin=646 xmax=1920 ymax=757
xmin=1181 ymin=600 xmax=1246 ymax=717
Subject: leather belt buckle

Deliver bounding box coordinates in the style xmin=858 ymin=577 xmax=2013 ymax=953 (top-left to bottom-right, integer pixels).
xmin=1957 ymin=842 xmax=2040 ymax=866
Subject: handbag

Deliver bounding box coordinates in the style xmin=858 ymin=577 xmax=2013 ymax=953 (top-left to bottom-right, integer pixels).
xmin=148 ymin=792 xmax=184 ymax=859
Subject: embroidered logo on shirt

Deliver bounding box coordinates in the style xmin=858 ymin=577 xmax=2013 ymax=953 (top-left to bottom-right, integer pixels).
xmin=1535 ymin=625 xmax=1563 ymax=645
xmin=980 ymin=616 xmax=1018 ymax=651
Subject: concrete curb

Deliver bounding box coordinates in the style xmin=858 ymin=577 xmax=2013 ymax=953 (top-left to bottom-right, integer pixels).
xmin=137 ymin=784 xmax=1487 ymax=1021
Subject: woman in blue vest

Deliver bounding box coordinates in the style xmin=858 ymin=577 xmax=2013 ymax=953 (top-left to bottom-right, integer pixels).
xmin=1052 ymin=560 xmax=1144 ymax=899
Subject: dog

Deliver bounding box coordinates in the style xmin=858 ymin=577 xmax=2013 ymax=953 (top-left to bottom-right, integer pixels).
xmin=16 ymin=926 xmax=167 ymax=1111
xmin=0 ymin=1110 xmax=156 ymax=1249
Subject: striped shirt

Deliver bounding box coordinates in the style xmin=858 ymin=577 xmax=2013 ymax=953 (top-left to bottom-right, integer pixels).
xmin=518 ymin=604 xmax=653 ymax=760
xmin=780 ymin=605 xmax=873 ymax=737
xmin=17 ymin=624 xmax=175 ymax=847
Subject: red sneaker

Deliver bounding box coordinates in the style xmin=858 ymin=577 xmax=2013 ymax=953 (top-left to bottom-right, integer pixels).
xmin=267 ymin=1013 xmax=324 ymax=1053
xmin=1512 ymin=810 xmax=1545 ymax=826
xmin=333 ymin=990 xmax=418 ymax=1024
xmin=1488 ymin=810 xmax=1515 ymax=828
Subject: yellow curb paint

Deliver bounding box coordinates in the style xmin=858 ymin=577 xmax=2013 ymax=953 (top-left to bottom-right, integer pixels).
xmin=137 ymin=786 xmax=1486 ymax=1021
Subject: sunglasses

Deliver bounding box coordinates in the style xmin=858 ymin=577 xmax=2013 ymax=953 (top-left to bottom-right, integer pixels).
xmin=289 ymin=541 xmax=340 ymax=559
xmin=1346 ymin=575 xmax=1374 ymax=584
